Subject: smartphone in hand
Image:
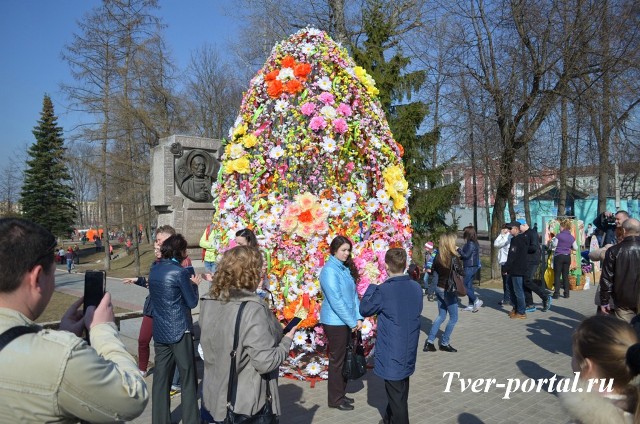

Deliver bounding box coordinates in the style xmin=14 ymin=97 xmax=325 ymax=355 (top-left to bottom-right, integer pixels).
xmin=84 ymin=270 xmax=106 ymax=313
xmin=282 ymin=317 xmax=302 ymax=334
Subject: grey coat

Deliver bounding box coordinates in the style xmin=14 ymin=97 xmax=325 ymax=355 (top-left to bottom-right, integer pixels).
xmin=200 ymin=290 xmax=293 ymax=421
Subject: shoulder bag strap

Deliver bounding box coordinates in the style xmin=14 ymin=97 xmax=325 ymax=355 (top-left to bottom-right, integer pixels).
xmin=0 ymin=325 xmax=40 ymax=352
xmin=226 ymin=301 xmax=248 ymax=410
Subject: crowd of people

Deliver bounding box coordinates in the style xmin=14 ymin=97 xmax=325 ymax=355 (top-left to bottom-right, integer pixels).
xmin=0 ymin=214 xmax=639 ymax=423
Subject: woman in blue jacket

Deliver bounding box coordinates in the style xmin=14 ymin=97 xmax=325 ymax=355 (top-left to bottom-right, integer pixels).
xmin=459 ymin=225 xmax=483 ymax=312
xmin=319 ymin=235 xmax=362 ymax=411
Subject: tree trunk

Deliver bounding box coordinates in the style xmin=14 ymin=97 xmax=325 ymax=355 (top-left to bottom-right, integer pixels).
xmin=558 ymin=96 xmax=568 ymax=215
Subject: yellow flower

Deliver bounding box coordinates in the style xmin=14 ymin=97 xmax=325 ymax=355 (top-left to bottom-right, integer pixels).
xmin=234 ymin=157 xmax=251 ymax=174
xmin=393 ymin=196 xmax=406 ymax=210
xmin=383 ymin=165 xmax=408 ymax=210
xmin=232 ymin=123 xmax=247 ymax=139
xmin=223 ymin=157 xmax=251 ymax=174
xmin=242 ymin=134 xmax=258 ymax=148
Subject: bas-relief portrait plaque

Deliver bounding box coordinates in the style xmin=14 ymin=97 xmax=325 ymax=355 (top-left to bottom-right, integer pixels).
xmin=173 ymin=144 xmax=219 ymax=203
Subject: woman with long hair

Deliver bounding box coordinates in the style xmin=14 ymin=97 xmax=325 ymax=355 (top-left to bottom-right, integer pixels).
xmin=235 ymin=228 xmax=258 ymax=247
xmin=424 ymin=233 xmax=464 ymax=353
xmin=560 ymin=315 xmax=640 ymax=423
xmin=200 ymin=246 xmax=298 ymax=423
xmin=459 ymin=225 xmax=483 ymax=312
xmin=319 ymin=235 xmax=363 ymax=411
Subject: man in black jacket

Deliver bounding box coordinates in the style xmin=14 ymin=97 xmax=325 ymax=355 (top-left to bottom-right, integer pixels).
xmin=504 ymin=222 xmax=529 ymax=319
xmin=593 ymin=210 xmax=629 ymax=246
xmin=519 ymin=221 xmax=552 ymax=312
xmin=599 ymin=218 xmax=640 ymax=323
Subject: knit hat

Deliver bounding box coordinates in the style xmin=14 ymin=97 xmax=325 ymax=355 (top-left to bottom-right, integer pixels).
xmin=424 ymin=241 xmax=434 ymax=250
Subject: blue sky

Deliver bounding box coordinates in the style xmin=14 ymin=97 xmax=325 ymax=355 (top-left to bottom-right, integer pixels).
xmin=0 ymin=1 xmax=240 ymax=169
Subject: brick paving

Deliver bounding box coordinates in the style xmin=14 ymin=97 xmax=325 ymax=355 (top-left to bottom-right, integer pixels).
xmin=55 ymin=269 xmax=594 ymax=423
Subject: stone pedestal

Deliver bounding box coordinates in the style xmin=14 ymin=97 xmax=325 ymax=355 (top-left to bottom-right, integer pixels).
xmin=151 ymin=135 xmax=221 ymax=249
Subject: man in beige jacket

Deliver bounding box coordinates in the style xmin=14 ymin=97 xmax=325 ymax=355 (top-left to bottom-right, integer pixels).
xmin=0 ymin=218 xmax=148 ymax=423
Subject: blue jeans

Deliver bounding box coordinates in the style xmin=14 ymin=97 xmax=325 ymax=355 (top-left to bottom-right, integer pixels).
xmin=464 ymin=266 xmax=478 ymax=304
xmin=204 ymin=261 xmax=216 ymax=273
xmin=501 ymin=266 xmax=511 ymax=303
xmin=424 ymin=271 xmax=437 ymax=296
xmin=428 ymin=286 xmax=459 ymax=346
xmin=508 ymin=275 xmax=526 ymax=314
xmin=66 ymin=258 xmax=73 ymax=272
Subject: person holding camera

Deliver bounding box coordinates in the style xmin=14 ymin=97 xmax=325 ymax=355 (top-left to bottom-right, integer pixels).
xmin=0 ymin=218 xmax=148 ymax=423
xmin=593 ymin=210 xmax=629 ymax=246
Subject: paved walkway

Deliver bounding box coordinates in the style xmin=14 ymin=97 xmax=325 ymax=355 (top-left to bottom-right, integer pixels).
xmin=54 ymin=269 xmax=593 ymax=423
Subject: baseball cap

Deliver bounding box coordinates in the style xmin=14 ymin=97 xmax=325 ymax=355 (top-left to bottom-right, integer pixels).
xmin=516 ymin=219 xmax=527 ymax=225
xmin=507 ymin=221 xmax=521 ymax=229
xmin=424 ymin=241 xmax=434 ymax=250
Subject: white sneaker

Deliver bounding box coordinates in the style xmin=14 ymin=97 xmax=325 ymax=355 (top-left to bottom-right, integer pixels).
xmin=473 ymin=299 xmax=483 ymax=312
xmin=463 ymin=305 xmax=474 ymax=311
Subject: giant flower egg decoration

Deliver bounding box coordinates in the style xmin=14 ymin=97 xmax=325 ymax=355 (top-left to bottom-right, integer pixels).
xmin=208 ymin=28 xmax=412 ymax=380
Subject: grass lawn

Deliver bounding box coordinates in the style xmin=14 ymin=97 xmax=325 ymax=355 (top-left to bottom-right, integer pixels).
xmin=37 ymin=291 xmax=129 ymax=324
xmin=57 ymin=242 xmax=157 ymax=279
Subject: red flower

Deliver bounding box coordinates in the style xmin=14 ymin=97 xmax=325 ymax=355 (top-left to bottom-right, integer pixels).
xmin=265 ymin=70 xmax=279 ymax=81
xmin=281 ymin=55 xmax=296 ymax=68
xmin=294 ymin=63 xmax=312 ymax=79
xmin=298 ymin=210 xmax=314 ymax=223
xmin=285 ymin=79 xmax=303 ymax=94
xmin=267 ymin=80 xmax=283 ymax=98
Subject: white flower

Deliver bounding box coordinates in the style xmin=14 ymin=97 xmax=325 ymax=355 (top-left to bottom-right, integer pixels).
xmin=268 ymin=192 xmax=279 ymax=203
xmin=317 ymin=76 xmax=332 ymax=91
xmin=320 ymin=105 xmax=337 ymax=120
xmin=223 ymin=197 xmax=236 ymax=210
xmin=340 ymin=191 xmax=357 ymax=207
xmin=376 ymin=189 xmax=390 ymax=204
xmin=269 ymin=146 xmax=285 ymax=159
xmin=270 ymin=203 xmax=284 ymax=216
xmin=371 ymin=136 xmax=382 ymax=149
xmin=292 ymin=330 xmax=307 ymax=346
xmin=320 ymin=136 xmax=337 ymax=153
xmin=275 ymin=99 xmax=289 ymax=113
xmin=343 ymin=205 xmax=356 ymax=217
xmin=304 ymin=284 xmax=319 ymax=297
xmin=305 ymin=362 xmax=321 ymax=375
xmin=320 ymin=198 xmax=333 ymax=212
xmin=286 ymin=291 xmax=298 ymax=302
xmin=264 ymin=214 xmax=278 ymax=229
xmin=373 ymin=239 xmax=388 ymax=252
xmin=365 ymin=198 xmax=379 ymax=213
xmin=300 ymin=43 xmax=315 ymax=56
xmin=229 ymin=143 xmax=245 ymax=159
xmin=307 ymin=28 xmax=322 ymax=36
xmin=356 ymin=181 xmax=367 ymax=196
xmin=277 ymin=67 xmax=295 ymax=81
xmin=328 ymin=202 xmax=342 ymax=217
xmin=361 ymin=319 xmax=372 ymax=335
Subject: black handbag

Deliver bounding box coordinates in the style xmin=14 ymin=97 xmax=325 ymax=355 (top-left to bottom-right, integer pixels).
xmin=223 ymin=302 xmax=278 ymax=424
xmin=342 ymin=330 xmax=367 ymax=380
xmin=447 ymin=257 xmax=467 ymax=297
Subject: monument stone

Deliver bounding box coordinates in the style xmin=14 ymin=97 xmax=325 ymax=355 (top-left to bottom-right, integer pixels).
xmin=151 ymin=135 xmax=221 ymax=250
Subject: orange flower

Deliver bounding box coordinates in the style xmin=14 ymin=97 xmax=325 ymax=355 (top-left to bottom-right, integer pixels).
xmin=281 ymin=55 xmax=295 ymax=68
xmin=267 ymin=80 xmax=283 ymax=98
xmin=265 ymin=70 xmax=279 ymax=81
xmin=298 ymin=209 xmax=313 ymax=223
xmin=285 ymin=79 xmax=303 ymax=94
xmin=294 ymin=63 xmax=312 ymax=79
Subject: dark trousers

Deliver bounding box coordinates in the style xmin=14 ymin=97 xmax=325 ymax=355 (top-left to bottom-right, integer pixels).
xmin=152 ymin=333 xmax=199 ymax=424
xmin=137 ymin=315 xmax=153 ymax=372
xmin=384 ymin=377 xmax=410 ymax=424
xmin=553 ymin=254 xmax=571 ymax=295
xmin=523 ymin=262 xmax=547 ymax=306
xmin=323 ymin=324 xmax=350 ymax=407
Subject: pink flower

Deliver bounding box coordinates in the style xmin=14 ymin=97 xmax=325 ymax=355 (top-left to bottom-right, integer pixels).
xmin=337 ymin=103 xmax=352 ymax=117
xmin=346 ymin=161 xmax=355 ymax=172
xmin=318 ymin=92 xmax=335 ymax=104
xmin=300 ymin=102 xmax=316 ymax=116
xmin=333 ymin=118 xmax=348 ymax=134
xmin=309 ymin=116 xmax=327 ymax=131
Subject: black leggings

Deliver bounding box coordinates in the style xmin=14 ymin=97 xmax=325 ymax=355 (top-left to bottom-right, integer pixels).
xmin=553 ymin=254 xmax=571 ymax=295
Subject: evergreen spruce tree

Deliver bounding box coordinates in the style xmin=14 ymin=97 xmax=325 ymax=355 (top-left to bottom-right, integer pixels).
xmin=351 ymin=0 xmax=458 ymax=236
xmin=21 ymin=95 xmax=76 ymax=236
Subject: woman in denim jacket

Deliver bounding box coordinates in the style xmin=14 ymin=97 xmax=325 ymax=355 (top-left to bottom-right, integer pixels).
xmin=319 ymin=235 xmax=363 ymax=411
